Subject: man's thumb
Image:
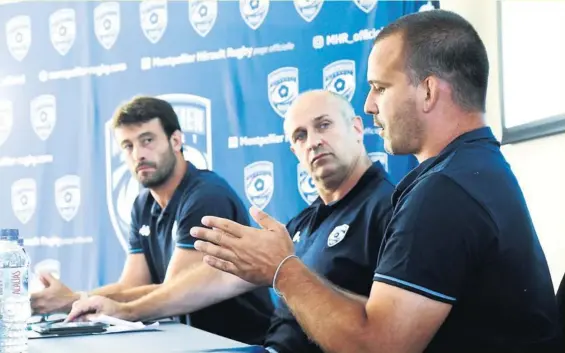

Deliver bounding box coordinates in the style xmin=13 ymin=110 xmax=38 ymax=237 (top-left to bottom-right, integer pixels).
xmin=39 ymin=272 xmax=56 ymax=286
xmin=249 ymin=206 xmax=282 ymax=231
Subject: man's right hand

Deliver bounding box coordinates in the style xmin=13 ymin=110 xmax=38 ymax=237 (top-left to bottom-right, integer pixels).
xmin=66 ymin=296 xmax=132 ymax=322
xmin=30 ymin=273 xmax=80 ymax=315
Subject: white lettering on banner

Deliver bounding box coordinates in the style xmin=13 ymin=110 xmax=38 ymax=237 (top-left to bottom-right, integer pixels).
xmin=312 ymin=27 xmax=382 ymax=50
xmin=0 ymin=74 xmax=26 ymax=87
xmin=38 ymin=63 xmax=127 ymax=82
xmin=363 ymin=127 xmax=381 ymax=135
xmin=228 ymin=134 xmax=289 ymax=149
xmin=24 ymin=236 xmax=93 ymax=247
xmin=0 ymin=154 xmax=54 ymax=168
xmin=141 ymin=42 xmax=295 ymax=70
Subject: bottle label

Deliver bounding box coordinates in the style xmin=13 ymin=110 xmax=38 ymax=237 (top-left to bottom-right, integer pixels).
xmin=0 ymin=267 xmax=28 ymax=297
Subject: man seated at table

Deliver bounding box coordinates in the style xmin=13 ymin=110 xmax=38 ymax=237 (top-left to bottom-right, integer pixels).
xmin=66 ymin=90 xmax=396 ymax=353
xmin=31 ymin=96 xmax=274 ymax=345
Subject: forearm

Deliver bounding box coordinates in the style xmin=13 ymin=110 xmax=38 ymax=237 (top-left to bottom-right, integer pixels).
xmin=276 ymin=258 xmax=374 ymax=353
xmin=102 ymin=284 xmax=160 ymax=302
xmin=122 ymin=264 xmax=257 ymax=321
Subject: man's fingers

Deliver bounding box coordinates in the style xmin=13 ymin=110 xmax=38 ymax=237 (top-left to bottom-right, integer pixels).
xmin=191 ymin=227 xmax=238 ymax=247
xmin=200 ymin=216 xmax=246 ymax=238
xmin=193 ymin=240 xmax=239 ymax=263
xmin=203 ymin=255 xmax=239 ymax=276
xmin=249 ymin=206 xmax=283 ymax=231
xmin=39 ymin=272 xmax=56 ymax=286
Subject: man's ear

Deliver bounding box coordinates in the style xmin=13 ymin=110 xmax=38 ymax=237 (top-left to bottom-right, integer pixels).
xmin=352 ymin=116 xmax=365 ymax=142
xmin=421 ymin=76 xmax=440 ymax=113
xmin=171 ymin=130 xmax=184 ymax=152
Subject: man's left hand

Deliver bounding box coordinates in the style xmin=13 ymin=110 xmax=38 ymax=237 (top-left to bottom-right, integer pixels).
xmin=190 ymin=206 xmax=294 ymax=286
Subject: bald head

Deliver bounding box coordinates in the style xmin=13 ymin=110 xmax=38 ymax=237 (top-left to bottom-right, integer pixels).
xmin=284 ymin=90 xmax=355 ymax=135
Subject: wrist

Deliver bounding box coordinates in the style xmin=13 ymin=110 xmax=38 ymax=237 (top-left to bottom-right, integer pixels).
xmin=273 ymin=255 xmax=301 ymax=296
xmin=121 ymin=302 xmax=138 ymax=322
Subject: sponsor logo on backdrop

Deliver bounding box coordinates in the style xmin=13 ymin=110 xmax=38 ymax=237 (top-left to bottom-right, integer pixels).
xmin=297 ymin=163 xmax=318 ymax=205
xmin=38 ymin=63 xmax=127 ymax=82
xmin=353 ymin=0 xmax=378 ymax=13
xmin=106 ymin=93 xmax=212 ymax=251
xmin=312 ymin=27 xmax=381 ymax=50
xmin=323 ymin=60 xmax=356 ymax=102
xmin=294 ymin=0 xmax=324 ymax=22
xmin=368 ymin=151 xmax=389 ymax=172
xmin=240 ymin=0 xmax=269 ymax=30
xmin=156 ymin=94 xmax=212 ymax=170
xmin=11 ymin=178 xmax=37 ymax=224
xmin=49 ymin=8 xmax=76 ymax=56
xmin=0 ymin=100 xmax=14 ymax=147
xmin=244 ymin=161 xmax=274 ymax=210
xmin=94 ymin=2 xmax=121 ymax=50
xmin=227 ymin=133 xmax=288 ymax=149
xmin=30 ymin=95 xmax=57 ymax=141
xmin=189 ymin=0 xmax=218 ymax=37
xmin=55 ymin=175 xmax=81 ymax=222
xmin=0 ymin=74 xmax=26 ymax=87
xmin=5 ymin=15 xmax=31 ymax=61
xmin=140 ymin=0 xmax=168 ymax=44
xmin=268 ymin=67 xmax=299 ymax=118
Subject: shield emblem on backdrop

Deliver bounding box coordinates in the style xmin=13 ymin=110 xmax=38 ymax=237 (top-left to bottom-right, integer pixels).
xmin=156 ymin=94 xmax=213 ymax=170
xmin=30 ymin=95 xmax=57 ymax=141
xmin=11 ymin=178 xmax=37 ymax=225
xmin=0 ymin=100 xmax=14 ymax=148
xmin=293 ymin=0 xmax=324 ymax=23
xmin=5 ymin=15 xmax=31 ymax=62
xmin=297 ymin=163 xmax=318 ymax=205
xmin=244 ymin=161 xmax=274 ymax=210
xmin=353 ymin=0 xmax=378 ymax=13
xmin=368 ymin=151 xmax=389 ymax=172
xmin=49 ymin=8 xmax=76 ymax=56
xmin=94 ymin=2 xmax=121 ymax=50
xmin=323 ymin=59 xmax=356 ymax=102
xmin=105 ymin=120 xmax=143 ymax=252
xmin=55 ymin=175 xmax=81 ymax=222
xmin=239 ymin=0 xmax=269 ymax=30
xmin=268 ymin=67 xmax=299 ymax=118
xmin=140 ymin=0 xmax=168 ymax=44
xmin=189 ymin=0 xmax=218 ymax=37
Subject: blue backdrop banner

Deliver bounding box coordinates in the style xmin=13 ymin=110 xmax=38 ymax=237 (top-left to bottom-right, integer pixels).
xmin=0 ymin=0 xmax=439 ymax=291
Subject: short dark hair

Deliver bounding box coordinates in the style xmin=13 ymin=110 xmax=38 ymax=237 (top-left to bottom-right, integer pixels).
xmin=112 ymin=96 xmax=181 ymax=138
xmin=375 ymin=9 xmax=489 ymax=112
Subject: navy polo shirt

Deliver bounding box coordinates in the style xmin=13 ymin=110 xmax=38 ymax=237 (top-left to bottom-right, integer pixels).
xmin=264 ymin=162 xmax=395 ymax=353
xmin=128 ymin=163 xmax=274 ymax=345
xmin=374 ymin=127 xmax=564 ymax=353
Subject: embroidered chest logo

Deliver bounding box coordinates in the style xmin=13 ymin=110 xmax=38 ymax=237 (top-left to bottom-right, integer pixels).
xmin=327 ymin=224 xmax=349 ymax=247
xmin=292 ymin=231 xmax=301 ymax=243
xmin=139 ymin=225 xmax=151 ymax=237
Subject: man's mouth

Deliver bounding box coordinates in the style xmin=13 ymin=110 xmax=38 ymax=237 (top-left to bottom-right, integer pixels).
xmin=311 ymin=153 xmax=331 ymax=165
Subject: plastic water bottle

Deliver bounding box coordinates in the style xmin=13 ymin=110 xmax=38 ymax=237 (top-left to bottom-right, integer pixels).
xmin=0 ymin=229 xmax=31 ymax=353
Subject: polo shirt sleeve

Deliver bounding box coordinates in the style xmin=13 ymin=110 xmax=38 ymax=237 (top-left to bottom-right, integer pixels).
xmin=127 ymin=203 xmax=143 ymax=255
xmin=175 ymin=187 xmax=245 ymax=250
xmin=374 ymin=173 xmax=492 ymax=304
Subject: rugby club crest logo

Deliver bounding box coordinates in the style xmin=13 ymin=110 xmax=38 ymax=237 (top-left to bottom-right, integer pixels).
xmin=11 ymin=178 xmax=37 ymax=225
xmin=268 ymin=67 xmax=299 ymax=118
xmin=323 ymin=59 xmax=356 ymax=102
xmin=0 ymin=100 xmax=14 ymax=147
xmin=49 ymin=8 xmax=76 ymax=56
xmin=94 ymin=2 xmax=121 ymax=50
xmin=140 ymin=0 xmax=168 ymax=44
xmin=297 ymin=163 xmax=318 ymax=205
xmin=244 ymin=161 xmax=274 ymax=210
xmin=240 ymin=0 xmax=269 ymax=30
xmin=55 ymin=175 xmax=81 ymax=222
xmin=30 ymin=94 xmax=57 ymax=141
xmin=189 ymin=0 xmax=218 ymax=37
xmin=5 ymin=15 xmax=31 ymax=62
xmin=294 ymin=0 xmax=324 ymax=23
xmin=353 ymin=0 xmax=378 ymax=13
